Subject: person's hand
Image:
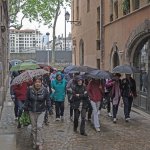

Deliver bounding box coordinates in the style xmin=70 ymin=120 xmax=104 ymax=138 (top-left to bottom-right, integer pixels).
xmin=76 ymin=94 xmax=80 ymax=97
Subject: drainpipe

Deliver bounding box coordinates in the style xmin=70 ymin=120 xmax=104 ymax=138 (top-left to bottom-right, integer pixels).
xmin=100 ymin=0 xmax=104 ymax=69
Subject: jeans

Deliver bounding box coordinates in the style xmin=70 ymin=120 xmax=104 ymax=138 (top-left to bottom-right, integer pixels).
xmin=105 ymin=92 xmax=111 ymax=113
xmin=17 ymin=100 xmax=25 ymax=117
xmin=112 ymin=99 xmax=120 ymax=119
xmin=90 ymin=101 xmax=101 ymax=128
xmin=74 ymin=108 xmax=86 ymax=134
xmin=14 ymin=99 xmax=18 ymax=117
xmin=123 ymin=96 xmax=133 ymax=118
xmin=55 ymin=101 xmax=64 ymax=118
xmin=29 ymin=112 xmax=44 ymax=146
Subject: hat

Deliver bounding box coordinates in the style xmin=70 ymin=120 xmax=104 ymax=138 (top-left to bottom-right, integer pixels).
xmin=76 ymin=75 xmax=83 ymax=81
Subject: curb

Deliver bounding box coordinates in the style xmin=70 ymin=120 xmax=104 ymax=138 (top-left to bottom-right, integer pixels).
xmin=132 ymin=107 xmax=150 ymax=120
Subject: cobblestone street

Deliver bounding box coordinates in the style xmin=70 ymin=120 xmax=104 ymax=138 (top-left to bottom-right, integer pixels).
xmin=0 ymin=92 xmax=150 ymax=150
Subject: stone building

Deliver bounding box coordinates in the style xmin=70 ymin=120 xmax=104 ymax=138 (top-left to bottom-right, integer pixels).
xmin=72 ymin=0 xmax=150 ymax=113
xmin=0 ymin=0 xmax=9 ymax=106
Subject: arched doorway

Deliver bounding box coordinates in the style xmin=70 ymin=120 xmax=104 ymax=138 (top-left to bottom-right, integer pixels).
xmin=132 ymin=37 xmax=150 ymax=112
xmin=79 ymin=39 xmax=84 ymax=66
xmin=126 ymin=19 xmax=150 ymax=113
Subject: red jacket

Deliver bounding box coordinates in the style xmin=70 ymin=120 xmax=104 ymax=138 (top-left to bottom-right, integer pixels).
xmin=87 ymin=80 xmax=103 ymax=102
xmin=13 ymin=82 xmax=31 ymax=101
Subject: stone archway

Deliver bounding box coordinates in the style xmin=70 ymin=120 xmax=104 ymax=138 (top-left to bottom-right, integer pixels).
xmin=125 ymin=19 xmax=150 ymax=64
xmin=79 ymin=39 xmax=84 ymax=66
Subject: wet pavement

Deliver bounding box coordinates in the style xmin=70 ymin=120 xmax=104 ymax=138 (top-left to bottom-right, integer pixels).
xmin=0 ymin=91 xmax=150 ymax=150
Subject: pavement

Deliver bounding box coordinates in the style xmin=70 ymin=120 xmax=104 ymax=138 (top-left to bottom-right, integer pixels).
xmin=0 ymin=91 xmax=150 ymax=150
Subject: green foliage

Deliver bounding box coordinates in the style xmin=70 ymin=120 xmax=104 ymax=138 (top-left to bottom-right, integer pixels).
xmin=9 ymin=0 xmax=71 ymax=29
xmin=122 ymin=0 xmax=130 ymax=15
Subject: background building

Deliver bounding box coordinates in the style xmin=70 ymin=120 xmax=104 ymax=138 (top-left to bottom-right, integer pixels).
xmin=47 ymin=33 xmax=72 ymax=51
xmin=72 ymin=0 xmax=150 ymax=113
xmin=0 ymin=0 xmax=9 ymax=106
xmin=9 ymin=29 xmax=42 ymax=53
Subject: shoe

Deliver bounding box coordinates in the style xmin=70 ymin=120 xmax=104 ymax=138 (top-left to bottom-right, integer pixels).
xmin=61 ymin=116 xmax=64 ymax=121
xmin=17 ymin=123 xmax=21 ymax=128
xmin=113 ymin=118 xmax=117 ymax=123
xmin=56 ymin=118 xmax=60 ymax=121
xmin=70 ymin=116 xmax=73 ymax=121
xmin=97 ymin=110 xmax=100 ymax=115
xmin=95 ymin=127 xmax=100 ymax=132
xmin=108 ymin=112 xmax=112 ymax=117
xmin=125 ymin=117 xmax=130 ymax=122
xmin=81 ymin=132 xmax=87 ymax=136
xmin=38 ymin=145 xmax=43 ymax=150
xmin=14 ymin=117 xmax=18 ymax=121
xmin=74 ymin=128 xmax=77 ymax=133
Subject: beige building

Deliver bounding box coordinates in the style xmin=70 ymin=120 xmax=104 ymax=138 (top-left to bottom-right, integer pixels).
xmin=0 ymin=0 xmax=9 ymax=106
xmin=72 ymin=0 xmax=150 ymax=113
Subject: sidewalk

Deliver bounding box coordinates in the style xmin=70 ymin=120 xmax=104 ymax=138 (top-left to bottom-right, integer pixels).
xmin=0 ymin=91 xmax=150 ymax=150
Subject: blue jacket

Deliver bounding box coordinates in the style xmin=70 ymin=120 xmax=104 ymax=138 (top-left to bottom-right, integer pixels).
xmin=51 ymin=78 xmax=67 ymax=102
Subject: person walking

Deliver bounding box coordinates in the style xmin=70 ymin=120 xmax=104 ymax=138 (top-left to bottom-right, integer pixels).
xmin=87 ymin=79 xmax=104 ymax=132
xmin=51 ymin=72 xmax=67 ymax=121
xmin=25 ymin=76 xmax=50 ymax=150
xmin=107 ymin=73 xmax=122 ymax=123
xmin=121 ymin=74 xmax=137 ymax=122
xmin=72 ymin=76 xmax=89 ymax=136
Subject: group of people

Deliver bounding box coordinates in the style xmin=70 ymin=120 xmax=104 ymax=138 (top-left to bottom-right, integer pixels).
xmin=10 ymin=68 xmax=137 ymax=150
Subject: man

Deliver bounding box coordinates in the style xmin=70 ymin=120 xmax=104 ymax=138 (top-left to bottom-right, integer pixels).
xmin=121 ymin=74 xmax=137 ymax=122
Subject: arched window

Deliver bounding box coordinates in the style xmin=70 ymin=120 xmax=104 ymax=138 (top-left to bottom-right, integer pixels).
xmin=113 ymin=51 xmax=119 ymax=68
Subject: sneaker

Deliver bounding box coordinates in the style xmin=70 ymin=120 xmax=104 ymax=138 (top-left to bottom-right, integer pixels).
xmin=95 ymin=127 xmax=100 ymax=132
xmin=56 ymin=118 xmax=60 ymax=121
xmin=125 ymin=117 xmax=130 ymax=122
xmin=14 ymin=117 xmax=18 ymax=121
xmin=108 ymin=112 xmax=112 ymax=117
xmin=61 ymin=116 xmax=64 ymax=121
xmin=81 ymin=132 xmax=87 ymax=136
xmin=113 ymin=118 xmax=117 ymax=123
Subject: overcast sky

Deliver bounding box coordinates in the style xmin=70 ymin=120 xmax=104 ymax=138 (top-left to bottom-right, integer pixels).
xmin=19 ymin=7 xmax=71 ymax=40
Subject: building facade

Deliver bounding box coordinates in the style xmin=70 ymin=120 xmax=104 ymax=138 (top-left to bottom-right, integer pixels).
xmin=9 ymin=29 xmax=42 ymax=53
xmin=0 ymin=0 xmax=9 ymax=106
xmin=72 ymin=0 xmax=150 ymax=113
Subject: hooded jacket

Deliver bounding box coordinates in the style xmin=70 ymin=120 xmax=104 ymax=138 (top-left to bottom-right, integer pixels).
xmin=51 ymin=72 xmax=67 ymax=102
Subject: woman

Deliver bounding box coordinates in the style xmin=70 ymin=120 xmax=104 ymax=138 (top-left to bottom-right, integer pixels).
xmin=87 ymin=78 xmax=103 ymax=132
xmin=25 ymin=76 xmax=50 ymax=150
xmin=51 ymin=72 xmax=67 ymax=121
xmin=72 ymin=76 xmax=89 ymax=136
xmin=107 ymin=73 xmax=121 ymax=123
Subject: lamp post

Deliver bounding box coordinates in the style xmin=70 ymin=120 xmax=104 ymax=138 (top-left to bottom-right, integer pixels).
xmin=46 ymin=32 xmax=50 ymax=65
xmin=65 ymin=10 xmax=70 ymax=51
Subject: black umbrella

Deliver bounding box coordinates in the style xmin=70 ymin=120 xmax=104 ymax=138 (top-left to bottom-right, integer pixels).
xmin=86 ymin=69 xmax=112 ymax=79
xmin=64 ymin=65 xmax=77 ymax=73
xmin=112 ymin=64 xmax=139 ymax=74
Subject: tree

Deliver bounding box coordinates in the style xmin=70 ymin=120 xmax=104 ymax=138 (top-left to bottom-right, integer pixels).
xmin=9 ymin=0 xmax=71 ymax=63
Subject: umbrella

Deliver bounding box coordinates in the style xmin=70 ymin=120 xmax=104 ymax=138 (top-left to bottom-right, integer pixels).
xmin=11 ymin=69 xmax=49 ymax=86
xmin=10 ymin=62 xmax=40 ymax=71
xmin=64 ymin=65 xmax=77 ymax=73
xmin=112 ymin=64 xmax=139 ymax=74
xmin=9 ymin=59 xmax=23 ymax=66
xmin=24 ymin=59 xmax=37 ymax=64
xmin=64 ymin=65 xmax=97 ymax=73
xmin=85 ymin=69 xmax=112 ymax=79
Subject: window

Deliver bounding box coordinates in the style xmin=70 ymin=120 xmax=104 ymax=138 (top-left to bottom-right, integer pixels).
xmin=76 ymin=0 xmax=79 ymax=20
xmin=132 ymin=0 xmax=140 ymax=10
xmin=87 ymin=0 xmax=90 ymax=12
xmin=110 ymin=0 xmax=113 ymax=21
xmin=97 ymin=59 xmax=100 ymax=69
xmin=122 ymin=0 xmax=130 ymax=15
xmin=96 ymin=40 xmax=100 ymax=50
xmin=114 ymin=0 xmax=118 ymax=19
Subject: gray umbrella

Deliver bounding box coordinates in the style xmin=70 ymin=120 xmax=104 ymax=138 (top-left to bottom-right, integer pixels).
xmin=112 ymin=64 xmax=139 ymax=74
xmin=86 ymin=69 xmax=112 ymax=79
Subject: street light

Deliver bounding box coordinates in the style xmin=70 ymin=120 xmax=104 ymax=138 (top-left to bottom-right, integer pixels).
xmin=46 ymin=32 xmax=50 ymax=65
xmin=65 ymin=11 xmax=81 ymax=25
